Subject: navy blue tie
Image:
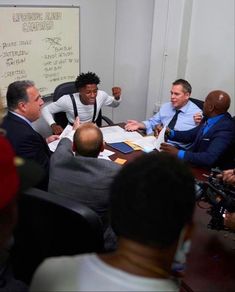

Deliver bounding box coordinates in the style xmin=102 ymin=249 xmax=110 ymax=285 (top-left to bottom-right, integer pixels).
xmin=168 ymin=110 xmax=181 ymax=130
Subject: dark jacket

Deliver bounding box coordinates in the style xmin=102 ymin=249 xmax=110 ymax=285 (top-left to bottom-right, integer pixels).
xmin=2 ymin=112 xmax=51 ymax=189
xmin=173 ymin=113 xmax=235 ymax=168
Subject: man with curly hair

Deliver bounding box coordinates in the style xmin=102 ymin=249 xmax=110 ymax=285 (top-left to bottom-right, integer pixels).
xmin=42 ymin=72 xmax=122 ymax=134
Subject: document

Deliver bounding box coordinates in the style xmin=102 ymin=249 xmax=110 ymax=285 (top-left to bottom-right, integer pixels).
xmin=48 ymin=125 xmax=74 ymax=152
xmin=98 ymin=149 xmax=115 ymax=160
xmin=129 ymin=126 xmax=166 ymax=152
xmin=154 ymin=126 xmax=166 ymax=151
xmin=100 ymin=125 xmax=143 ymax=143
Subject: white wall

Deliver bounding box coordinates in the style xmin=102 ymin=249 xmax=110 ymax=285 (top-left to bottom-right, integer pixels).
xmin=0 ymin=0 xmax=234 ymax=137
xmin=186 ymin=0 xmax=234 ymax=114
xmin=147 ymin=0 xmax=234 ymax=118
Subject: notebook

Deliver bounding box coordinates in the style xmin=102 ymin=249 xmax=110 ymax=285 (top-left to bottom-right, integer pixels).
xmin=106 ymin=142 xmax=134 ymax=154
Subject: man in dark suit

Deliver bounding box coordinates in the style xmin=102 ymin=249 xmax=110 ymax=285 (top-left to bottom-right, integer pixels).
xmin=49 ymin=122 xmax=121 ymax=250
xmin=2 ymin=80 xmax=59 ymax=189
xmin=160 ymin=90 xmax=235 ymax=169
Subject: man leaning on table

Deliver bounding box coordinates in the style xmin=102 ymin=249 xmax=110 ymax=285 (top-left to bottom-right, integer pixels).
xmin=125 ymin=79 xmax=202 ymax=150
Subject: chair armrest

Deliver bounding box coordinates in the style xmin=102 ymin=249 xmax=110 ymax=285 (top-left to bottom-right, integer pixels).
xmin=102 ymin=115 xmax=114 ymax=126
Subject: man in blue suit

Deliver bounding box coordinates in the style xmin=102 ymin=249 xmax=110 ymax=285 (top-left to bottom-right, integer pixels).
xmin=2 ymin=80 xmax=59 ymax=189
xmin=160 ymin=90 xmax=235 ymax=169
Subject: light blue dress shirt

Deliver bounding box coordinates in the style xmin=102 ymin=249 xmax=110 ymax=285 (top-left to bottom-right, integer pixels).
xmin=143 ymin=100 xmax=202 ymax=149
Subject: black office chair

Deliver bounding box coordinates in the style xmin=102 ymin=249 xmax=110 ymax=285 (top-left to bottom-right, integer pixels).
xmin=189 ymin=97 xmax=204 ymax=110
xmin=53 ymin=81 xmax=114 ymax=128
xmin=11 ymin=187 xmax=104 ymax=284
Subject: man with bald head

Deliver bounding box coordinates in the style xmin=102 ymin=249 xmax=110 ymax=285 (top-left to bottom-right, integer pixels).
xmin=160 ymin=90 xmax=235 ymax=168
xmin=49 ymin=122 xmax=121 ymax=250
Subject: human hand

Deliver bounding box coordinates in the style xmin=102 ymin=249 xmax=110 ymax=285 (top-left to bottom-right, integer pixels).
xmin=154 ymin=124 xmax=163 ymax=137
xmin=193 ymin=112 xmax=203 ymax=125
xmin=46 ymin=135 xmax=60 ymax=144
xmin=51 ymin=123 xmax=63 ymax=135
xmin=160 ymin=143 xmax=179 ymax=156
xmin=125 ymin=120 xmax=144 ymax=131
xmin=224 ymin=212 xmax=235 ymax=231
xmin=112 ymin=87 xmax=121 ymax=99
xmin=217 ymin=169 xmax=235 ymax=186
xmin=73 ymin=116 xmax=80 ymax=131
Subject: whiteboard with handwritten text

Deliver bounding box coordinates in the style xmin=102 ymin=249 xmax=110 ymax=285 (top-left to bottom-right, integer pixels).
xmin=0 ymin=5 xmax=80 ymax=105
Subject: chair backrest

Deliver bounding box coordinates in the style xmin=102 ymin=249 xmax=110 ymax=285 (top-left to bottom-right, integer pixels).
xmin=53 ymin=81 xmax=77 ymax=128
xmin=11 ymin=187 xmax=104 ymax=284
xmin=189 ymin=97 xmax=204 ymax=110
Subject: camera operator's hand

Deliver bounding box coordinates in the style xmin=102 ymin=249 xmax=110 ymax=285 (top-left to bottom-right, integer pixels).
xmin=218 ymin=169 xmax=235 ymax=186
xmin=224 ymin=212 xmax=235 ymax=231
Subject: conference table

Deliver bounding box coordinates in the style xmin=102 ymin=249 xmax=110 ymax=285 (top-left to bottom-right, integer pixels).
xmin=104 ymin=130 xmax=235 ymax=292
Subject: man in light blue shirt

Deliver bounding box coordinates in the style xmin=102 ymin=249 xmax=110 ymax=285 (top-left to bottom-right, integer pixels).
xmin=160 ymin=90 xmax=235 ymax=169
xmin=125 ymin=79 xmax=202 ymax=149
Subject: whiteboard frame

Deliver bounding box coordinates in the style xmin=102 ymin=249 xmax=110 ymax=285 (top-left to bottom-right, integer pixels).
xmin=0 ymin=4 xmax=80 ymax=102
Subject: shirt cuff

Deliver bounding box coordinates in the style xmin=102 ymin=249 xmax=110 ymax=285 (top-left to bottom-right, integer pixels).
xmin=142 ymin=121 xmax=153 ymax=135
xmin=178 ymin=150 xmax=185 ymax=160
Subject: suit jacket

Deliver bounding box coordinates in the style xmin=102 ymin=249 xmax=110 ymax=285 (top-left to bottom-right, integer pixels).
xmin=49 ymin=138 xmax=121 ymax=250
xmin=173 ymin=113 xmax=235 ymax=168
xmin=2 ymin=112 xmax=51 ymax=189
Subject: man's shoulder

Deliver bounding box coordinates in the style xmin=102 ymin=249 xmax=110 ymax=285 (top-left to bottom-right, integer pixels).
xmin=76 ymin=155 xmax=121 ymax=172
xmin=187 ymin=99 xmax=203 ymax=112
xmin=217 ymin=113 xmax=235 ymax=129
xmin=2 ymin=112 xmax=30 ymax=130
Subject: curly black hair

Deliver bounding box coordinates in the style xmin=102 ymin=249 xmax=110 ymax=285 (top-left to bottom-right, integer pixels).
xmin=75 ymin=72 xmax=100 ymax=90
xmin=110 ymin=152 xmax=195 ymax=248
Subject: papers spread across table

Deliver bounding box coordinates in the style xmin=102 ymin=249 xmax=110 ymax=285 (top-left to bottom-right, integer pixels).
xmin=48 ymin=125 xmax=115 ymax=160
xmin=48 ymin=125 xmax=166 ymax=154
xmin=101 ymin=125 xmax=166 ymax=152
xmin=100 ymin=126 xmax=143 ymax=143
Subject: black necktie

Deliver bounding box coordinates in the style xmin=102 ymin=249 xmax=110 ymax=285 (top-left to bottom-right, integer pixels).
xmin=168 ymin=110 xmax=181 ymax=130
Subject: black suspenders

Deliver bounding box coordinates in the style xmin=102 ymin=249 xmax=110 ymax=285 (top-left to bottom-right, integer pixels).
xmin=69 ymin=94 xmax=97 ymax=123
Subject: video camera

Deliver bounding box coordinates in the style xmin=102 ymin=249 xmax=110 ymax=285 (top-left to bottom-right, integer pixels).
xmin=195 ymin=168 xmax=235 ymax=231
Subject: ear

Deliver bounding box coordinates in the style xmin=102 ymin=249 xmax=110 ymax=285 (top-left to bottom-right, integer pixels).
xmin=18 ymin=101 xmax=27 ymax=113
xmin=209 ymin=103 xmax=215 ymax=112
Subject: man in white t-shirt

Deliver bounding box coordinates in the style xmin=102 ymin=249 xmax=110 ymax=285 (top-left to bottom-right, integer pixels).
xmin=30 ymin=152 xmax=195 ymax=291
xmin=42 ymin=72 xmax=122 ymax=134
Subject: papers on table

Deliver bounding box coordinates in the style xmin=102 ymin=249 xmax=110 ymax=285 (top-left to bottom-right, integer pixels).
xmin=48 ymin=124 xmax=167 ymax=153
xmin=48 ymin=125 xmax=116 ymax=160
xmin=98 ymin=149 xmax=115 ymax=160
xmin=100 ymin=126 xmax=143 ymax=143
xmin=101 ymin=125 xmax=166 ymax=152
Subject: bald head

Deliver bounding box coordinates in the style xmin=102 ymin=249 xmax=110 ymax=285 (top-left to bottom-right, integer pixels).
xmin=73 ymin=122 xmax=104 ymax=157
xmin=203 ymin=90 xmax=231 ymax=117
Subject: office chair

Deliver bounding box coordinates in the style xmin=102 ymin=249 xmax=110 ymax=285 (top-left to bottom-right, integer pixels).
xmin=53 ymin=81 xmax=114 ymax=128
xmin=11 ymin=187 xmax=104 ymax=284
xmin=189 ymin=97 xmax=204 ymax=110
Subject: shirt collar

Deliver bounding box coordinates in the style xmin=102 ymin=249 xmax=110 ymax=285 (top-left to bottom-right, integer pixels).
xmin=172 ymin=101 xmax=189 ymax=113
xmin=10 ymin=111 xmax=33 ymax=127
xmin=206 ymin=113 xmax=225 ymax=126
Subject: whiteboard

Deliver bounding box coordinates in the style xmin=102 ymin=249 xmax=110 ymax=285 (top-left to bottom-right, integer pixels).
xmin=0 ymin=5 xmax=80 ymax=105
